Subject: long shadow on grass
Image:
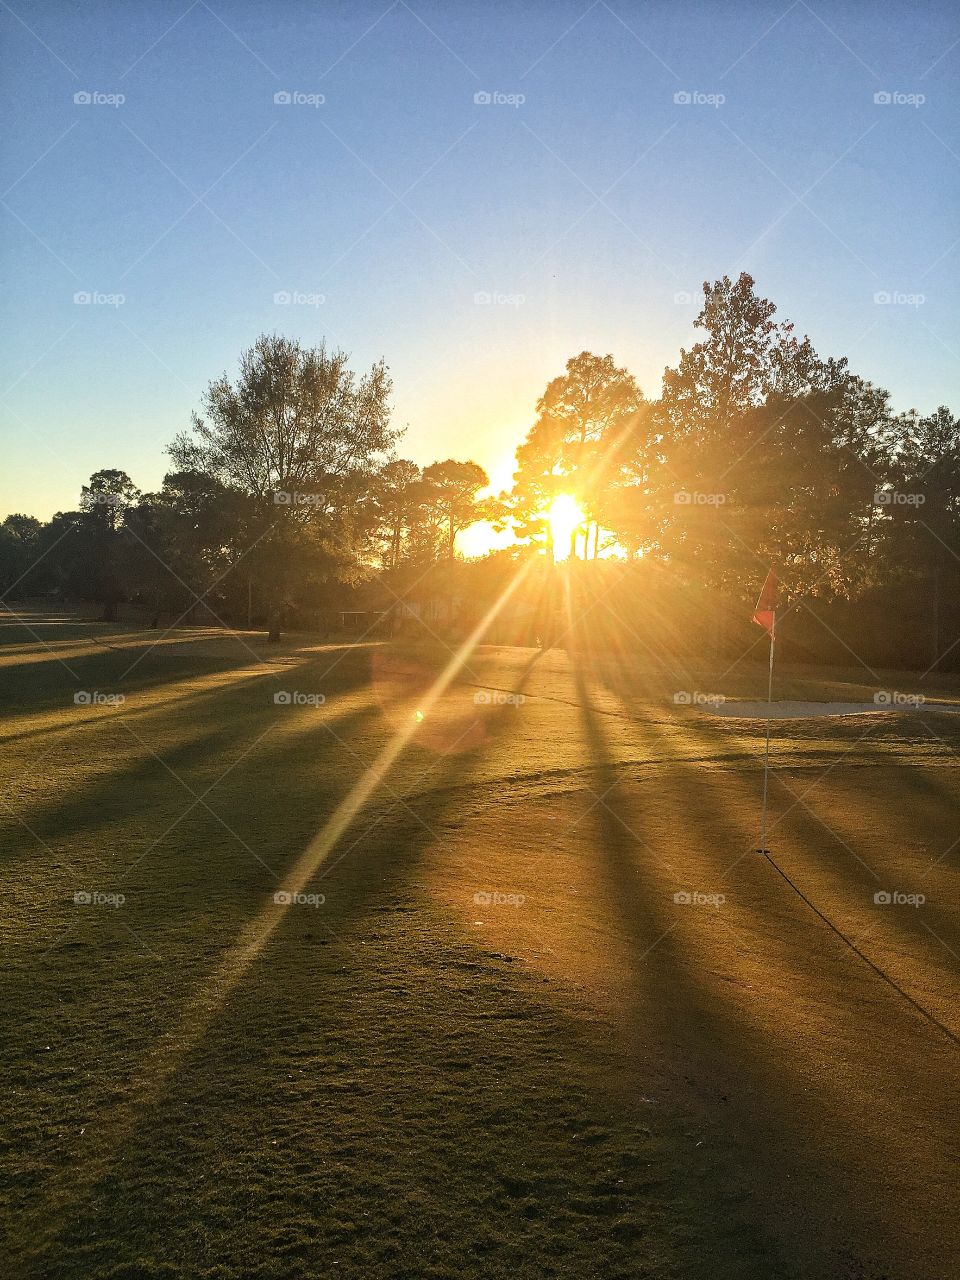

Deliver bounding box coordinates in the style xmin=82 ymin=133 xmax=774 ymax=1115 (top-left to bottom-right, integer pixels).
xmin=565 ymin=649 xmax=807 ymax=1274
xmin=592 ymin=652 xmax=960 ymax=1045
xmin=0 ymin=645 xmax=379 ymax=861
xmin=598 ymin=654 xmax=960 ymax=998
xmin=586 ymin=650 xmax=959 ymax=1279
xmin=0 ymin=635 xmax=377 ymax=743
xmin=14 ymin=651 xmax=569 ymax=1266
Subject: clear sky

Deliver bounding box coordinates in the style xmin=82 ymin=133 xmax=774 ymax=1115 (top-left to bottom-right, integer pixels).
xmin=1 ymin=0 xmax=958 ymax=522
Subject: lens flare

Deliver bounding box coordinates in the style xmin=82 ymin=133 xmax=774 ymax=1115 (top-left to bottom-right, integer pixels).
xmin=548 ymin=494 xmax=584 ymax=561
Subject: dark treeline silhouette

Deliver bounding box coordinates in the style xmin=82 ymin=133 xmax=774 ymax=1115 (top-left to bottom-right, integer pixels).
xmin=2 ymin=276 xmax=958 ymax=670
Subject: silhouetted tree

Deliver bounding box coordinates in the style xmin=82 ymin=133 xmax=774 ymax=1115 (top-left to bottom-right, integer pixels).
xmin=170 ymin=334 xmax=396 ymax=641
xmin=75 ymin=469 xmax=141 ymax=620
xmin=422 ymin=459 xmax=489 ymax=560
xmin=509 ymin=352 xmax=646 ymax=558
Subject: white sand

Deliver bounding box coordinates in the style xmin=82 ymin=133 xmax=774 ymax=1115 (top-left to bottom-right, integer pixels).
xmin=700 ymin=700 xmax=960 ymax=719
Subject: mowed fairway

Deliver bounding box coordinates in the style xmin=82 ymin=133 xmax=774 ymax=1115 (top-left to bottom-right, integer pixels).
xmin=2 ymin=608 xmax=958 ymax=1280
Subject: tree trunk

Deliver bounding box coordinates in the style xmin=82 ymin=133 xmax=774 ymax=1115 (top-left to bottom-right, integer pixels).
xmin=267 ymin=517 xmax=288 ymax=643
xmin=267 ymin=566 xmax=284 ymax=642
xmin=931 ymin=554 xmax=942 ymax=670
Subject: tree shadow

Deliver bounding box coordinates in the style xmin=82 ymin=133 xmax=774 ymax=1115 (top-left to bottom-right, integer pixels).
xmin=582 ymin=647 xmax=959 ymax=1279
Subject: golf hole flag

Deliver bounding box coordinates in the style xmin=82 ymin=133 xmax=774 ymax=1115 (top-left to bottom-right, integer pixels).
xmin=752 ymin=568 xmax=777 ymax=639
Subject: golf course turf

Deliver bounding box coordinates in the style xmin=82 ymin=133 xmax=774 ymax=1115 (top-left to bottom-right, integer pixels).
xmin=1 ymin=607 xmax=958 ymax=1279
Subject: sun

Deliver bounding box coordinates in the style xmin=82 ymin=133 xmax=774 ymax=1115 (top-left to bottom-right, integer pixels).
xmin=547 ymin=494 xmax=585 ymax=561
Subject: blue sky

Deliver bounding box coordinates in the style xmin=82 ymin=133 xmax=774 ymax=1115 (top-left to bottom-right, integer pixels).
xmin=1 ymin=0 xmax=958 ymax=520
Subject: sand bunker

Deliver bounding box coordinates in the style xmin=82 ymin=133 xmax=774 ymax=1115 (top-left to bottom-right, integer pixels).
xmin=702 ymin=700 xmax=960 ymax=719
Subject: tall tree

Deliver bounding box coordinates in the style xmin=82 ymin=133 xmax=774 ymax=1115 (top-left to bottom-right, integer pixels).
xmin=0 ymin=515 xmax=45 ymax=599
xmin=422 ymin=460 xmax=489 ymax=560
xmin=78 ymin=469 xmax=141 ymax=620
xmin=881 ymin=407 xmax=960 ymax=663
xmin=373 ymin=459 xmax=428 ymax=568
xmin=170 ymin=334 xmax=396 ymax=640
xmin=646 ymin=274 xmax=889 ymax=602
xmin=510 ymin=352 xmax=645 ymax=557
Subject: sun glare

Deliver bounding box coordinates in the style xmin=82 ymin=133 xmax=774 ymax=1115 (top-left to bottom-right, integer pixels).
xmin=548 ymin=494 xmax=584 ymax=561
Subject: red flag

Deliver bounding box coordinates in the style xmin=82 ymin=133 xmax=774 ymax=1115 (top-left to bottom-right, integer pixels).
xmin=752 ymin=568 xmax=777 ymax=639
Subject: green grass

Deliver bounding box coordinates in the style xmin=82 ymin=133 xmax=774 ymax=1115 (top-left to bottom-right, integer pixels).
xmin=2 ymin=607 xmax=958 ymax=1279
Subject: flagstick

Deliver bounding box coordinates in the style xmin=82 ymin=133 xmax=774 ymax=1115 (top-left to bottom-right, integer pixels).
xmin=758 ymin=615 xmax=776 ymax=856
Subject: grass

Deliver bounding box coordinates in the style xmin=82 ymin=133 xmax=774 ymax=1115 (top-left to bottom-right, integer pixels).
xmin=1 ymin=606 xmax=958 ymax=1279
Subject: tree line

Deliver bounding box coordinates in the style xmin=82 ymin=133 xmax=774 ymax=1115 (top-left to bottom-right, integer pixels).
xmin=2 ymin=274 xmax=958 ymax=668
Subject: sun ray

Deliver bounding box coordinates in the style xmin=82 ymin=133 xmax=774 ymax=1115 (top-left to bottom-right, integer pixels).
xmin=547 ymin=494 xmax=585 ymax=561
xmin=30 ymin=557 xmax=539 ymax=1238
